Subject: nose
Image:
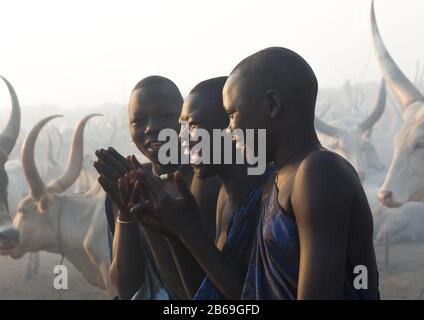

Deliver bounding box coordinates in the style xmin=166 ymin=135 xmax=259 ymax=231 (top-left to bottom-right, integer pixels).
xmin=0 ymin=227 xmax=20 ymax=248
xmin=378 ymin=190 xmax=393 ymax=207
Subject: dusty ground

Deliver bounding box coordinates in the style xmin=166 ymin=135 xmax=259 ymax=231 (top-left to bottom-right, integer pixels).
xmin=375 ymin=242 xmax=424 ymax=300
xmin=0 ymin=252 xmax=108 ymax=300
xmin=0 ymin=242 xmax=423 ymax=300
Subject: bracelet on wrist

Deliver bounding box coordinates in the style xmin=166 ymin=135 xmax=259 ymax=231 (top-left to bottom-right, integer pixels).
xmin=117 ymin=216 xmax=137 ymax=224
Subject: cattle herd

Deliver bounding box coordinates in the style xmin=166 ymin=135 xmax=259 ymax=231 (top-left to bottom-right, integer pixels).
xmin=0 ymin=1 xmax=423 ymax=299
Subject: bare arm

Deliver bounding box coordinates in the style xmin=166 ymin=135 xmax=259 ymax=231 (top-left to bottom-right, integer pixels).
xmin=291 ymin=151 xmax=355 ymax=299
xmin=110 ymin=211 xmax=146 ymax=300
xmin=94 ymin=149 xmax=151 ymax=299
xmin=132 ymin=171 xmax=244 ymax=299
xmin=165 ymin=179 xmax=224 ymax=299
xmin=166 ymin=236 xmax=205 ymax=299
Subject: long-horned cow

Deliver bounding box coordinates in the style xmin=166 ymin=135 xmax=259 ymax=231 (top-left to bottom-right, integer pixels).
xmin=314 ymin=79 xmax=387 ymax=180
xmin=0 ymin=76 xmax=21 ymax=252
xmin=8 ymin=114 xmax=113 ymax=294
xmin=371 ymin=1 xmax=424 ymax=207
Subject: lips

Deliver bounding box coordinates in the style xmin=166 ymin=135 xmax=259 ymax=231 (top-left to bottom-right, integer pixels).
xmin=146 ymin=140 xmax=165 ymax=151
xmin=189 ymin=148 xmax=203 ymax=164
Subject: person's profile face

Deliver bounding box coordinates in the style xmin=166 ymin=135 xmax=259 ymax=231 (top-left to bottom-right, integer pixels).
xmin=128 ymin=87 xmax=181 ymax=164
xmin=223 ymin=74 xmax=266 ymax=132
xmin=180 ymin=94 xmax=219 ymax=179
xmin=223 ymin=74 xmax=272 ymax=164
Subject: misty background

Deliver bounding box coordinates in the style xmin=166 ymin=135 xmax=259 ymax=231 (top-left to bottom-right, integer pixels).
xmin=1 ymin=0 xmax=423 ymax=110
xmin=1 ymin=0 xmax=424 ymax=300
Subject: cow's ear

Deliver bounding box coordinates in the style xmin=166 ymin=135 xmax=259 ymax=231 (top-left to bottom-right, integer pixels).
xmin=38 ymin=193 xmax=54 ymax=214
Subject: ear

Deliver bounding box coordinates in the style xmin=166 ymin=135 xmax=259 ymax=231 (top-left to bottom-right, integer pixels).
xmin=263 ymin=89 xmax=281 ymax=119
xmin=38 ymin=193 xmax=54 ymax=214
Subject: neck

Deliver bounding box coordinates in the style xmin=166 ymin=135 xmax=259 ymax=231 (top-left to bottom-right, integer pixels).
xmin=152 ymin=162 xmax=182 ymax=176
xmin=218 ymin=164 xmax=259 ymax=208
xmin=273 ymin=127 xmax=320 ymax=171
xmin=52 ymin=194 xmax=106 ymax=288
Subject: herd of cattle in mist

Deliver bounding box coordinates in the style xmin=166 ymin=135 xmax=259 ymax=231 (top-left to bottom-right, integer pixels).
xmin=0 ymin=1 xmax=424 ymax=296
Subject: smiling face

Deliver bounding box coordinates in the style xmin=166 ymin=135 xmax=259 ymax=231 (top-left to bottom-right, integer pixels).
xmin=180 ymin=92 xmax=230 ymax=178
xmin=128 ymin=85 xmax=182 ymax=164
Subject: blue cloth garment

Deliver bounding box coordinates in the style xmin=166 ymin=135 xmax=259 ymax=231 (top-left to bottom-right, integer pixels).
xmin=241 ymin=183 xmax=380 ymax=300
xmin=193 ymin=167 xmax=273 ymax=300
xmin=104 ymin=196 xmax=174 ymax=300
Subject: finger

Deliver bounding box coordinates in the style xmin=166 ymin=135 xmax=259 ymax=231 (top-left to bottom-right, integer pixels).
xmin=127 ymin=169 xmax=144 ymax=184
xmin=130 ymin=155 xmax=143 ymax=169
xmin=118 ymin=178 xmax=130 ymax=205
xmin=102 ymin=151 xmax=130 ymax=175
xmin=174 ymin=170 xmax=195 ymax=202
xmin=96 ymin=149 xmax=111 ymax=163
xmin=108 ymin=147 xmax=131 ymax=170
xmin=101 ymin=174 xmax=120 ymax=195
xmin=93 ymin=160 xmax=104 ymax=174
xmin=93 ymin=159 xmax=108 ymax=175
xmin=129 ymin=179 xmax=142 ymax=207
xmin=93 ymin=159 xmax=121 ymax=181
xmin=98 ymin=176 xmax=120 ymax=204
xmin=142 ymin=171 xmax=167 ymax=206
xmin=130 ymin=200 xmax=153 ymax=217
xmin=125 ymin=173 xmax=134 ymax=202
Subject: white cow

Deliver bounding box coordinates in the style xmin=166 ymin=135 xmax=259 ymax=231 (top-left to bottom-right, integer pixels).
xmin=6 ymin=114 xmax=113 ymax=295
xmin=371 ymin=1 xmax=424 ymax=207
xmin=374 ymin=202 xmax=424 ymax=244
xmin=370 ymin=1 xmax=424 ymax=244
xmin=315 ymin=80 xmax=387 ymax=181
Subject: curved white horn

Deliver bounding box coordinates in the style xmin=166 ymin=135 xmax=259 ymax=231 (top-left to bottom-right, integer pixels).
xmin=314 ymin=117 xmax=341 ymax=137
xmin=0 ymin=76 xmax=21 ymax=157
xmin=21 ymin=116 xmax=63 ymax=199
xmin=371 ymin=0 xmax=424 ymax=108
xmin=47 ymin=114 xmax=102 ymax=193
xmin=358 ymin=79 xmax=387 ymax=132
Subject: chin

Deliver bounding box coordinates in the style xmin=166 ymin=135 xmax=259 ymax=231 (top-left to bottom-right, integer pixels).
xmin=193 ymin=166 xmax=213 ymax=179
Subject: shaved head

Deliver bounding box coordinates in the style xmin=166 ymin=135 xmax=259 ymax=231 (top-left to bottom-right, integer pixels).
xmin=133 ymin=75 xmax=182 ymax=97
xmin=226 ymin=47 xmax=318 ymax=125
xmin=223 ymin=47 xmax=319 ymax=161
xmin=184 ymin=76 xmax=229 ymax=129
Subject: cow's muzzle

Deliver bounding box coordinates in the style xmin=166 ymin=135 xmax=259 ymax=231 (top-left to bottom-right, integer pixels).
xmin=0 ymin=226 xmax=20 ymax=253
xmin=378 ymin=190 xmax=402 ymax=208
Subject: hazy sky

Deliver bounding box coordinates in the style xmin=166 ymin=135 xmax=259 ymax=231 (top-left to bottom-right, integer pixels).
xmin=1 ymin=0 xmax=423 ymax=110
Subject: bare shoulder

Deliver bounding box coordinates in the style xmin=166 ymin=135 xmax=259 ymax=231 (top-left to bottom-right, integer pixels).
xmin=292 ymin=149 xmax=359 ymax=203
xmin=297 ymin=149 xmax=358 ymax=183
